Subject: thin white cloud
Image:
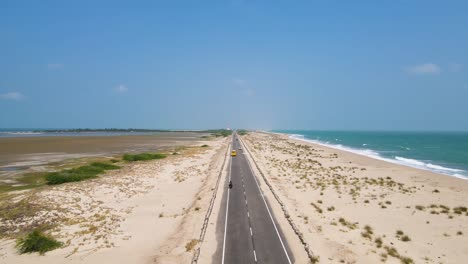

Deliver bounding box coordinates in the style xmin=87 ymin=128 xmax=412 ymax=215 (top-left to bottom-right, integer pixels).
xmin=47 ymin=63 xmax=64 ymax=69
xmin=114 ymin=84 xmax=128 ymax=93
xmin=405 ymin=63 xmax=441 ymax=75
xmin=0 ymin=92 xmax=24 ymax=100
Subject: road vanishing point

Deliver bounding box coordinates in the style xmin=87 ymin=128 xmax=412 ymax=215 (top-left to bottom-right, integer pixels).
xmin=215 ymin=132 xmax=294 ymax=264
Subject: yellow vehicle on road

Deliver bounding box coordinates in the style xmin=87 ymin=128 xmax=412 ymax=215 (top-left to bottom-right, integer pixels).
xmin=231 ymin=150 xmax=237 ymax=156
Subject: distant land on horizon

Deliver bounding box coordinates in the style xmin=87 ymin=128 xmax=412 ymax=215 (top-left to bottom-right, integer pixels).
xmin=0 ymin=128 xmax=231 ymax=133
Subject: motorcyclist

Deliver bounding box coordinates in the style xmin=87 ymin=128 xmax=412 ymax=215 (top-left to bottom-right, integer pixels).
xmin=229 ymin=181 xmax=233 ymax=189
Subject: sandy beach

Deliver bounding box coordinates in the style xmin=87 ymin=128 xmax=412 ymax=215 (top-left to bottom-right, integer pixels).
xmin=242 ymin=132 xmax=468 ymax=263
xmin=0 ymin=135 xmax=229 ymax=263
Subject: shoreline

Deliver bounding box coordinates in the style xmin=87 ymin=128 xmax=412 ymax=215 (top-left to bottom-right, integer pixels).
xmin=243 ymin=132 xmax=468 ymax=263
xmin=271 ymin=131 xmax=468 ymax=180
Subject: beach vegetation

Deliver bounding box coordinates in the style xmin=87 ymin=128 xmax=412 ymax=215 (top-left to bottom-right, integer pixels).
xmin=310 ymin=255 xmax=320 ymax=263
xmin=123 ymin=153 xmax=166 ymax=161
xmin=395 ymin=230 xmax=411 ymax=242
xmin=374 ymin=237 xmax=383 ymax=248
xmin=310 ymin=202 xmax=323 ymax=213
xmin=364 ymin=225 xmax=373 ymax=234
xmin=0 ymin=171 xmax=48 ymax=194
xmin=361 ymin=232 xmax=372 ymax=239
xmin=207 ymin=129 xmax=232 ymax=137
xmin=382 ymin=245 xmax=414 ymax=263
xmin=401 ymin=235 xmax=411 ymax=242
xmin=415 ymin=205 xmax=425 ymax=211
xmin=201 ymin=144 xmax=209 ymax=147
xmin=16 ymin=230 xmax=62 ymax=254
xmin=456 ymin=231 xmax=463 ymax=235
xmin=453 ymin=206 xmax=467 ymax=214
xmin=380 ymin=253 xmax=388 ymax=261
xmin=185 ymin=239 xmax=198 ymax=251
xmin=361 ymin=225 xmax=373 ymax=240
xmin=338 ymin=217 xmax=357 ymax=229
xmin=0 ymin=199 xmax=45 ymax=231
xmin=44 ymin=162 xmax=120 ymax=185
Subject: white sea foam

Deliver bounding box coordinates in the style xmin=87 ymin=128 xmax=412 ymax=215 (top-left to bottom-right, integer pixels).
xmin=0 ymin=131 xmax=43 ymax=135
xmin=395 ymin=157 xmax=426 ymax=166
xmin=288 ymin=134 xmax=468 ymax=180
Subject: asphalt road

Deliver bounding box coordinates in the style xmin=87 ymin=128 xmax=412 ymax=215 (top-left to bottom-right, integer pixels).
xmin=216 ymin=133 xmax=293 ymax=264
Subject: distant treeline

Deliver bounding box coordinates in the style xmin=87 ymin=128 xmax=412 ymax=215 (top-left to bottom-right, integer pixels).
xmin=238 ymin=130 xmax=248 ymax=135
xmin=204 ymin=129 xmax=233 ymax=137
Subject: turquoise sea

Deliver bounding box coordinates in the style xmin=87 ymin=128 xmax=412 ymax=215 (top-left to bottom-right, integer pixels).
xmin=274 ymin=130 xmax=468 ymax=179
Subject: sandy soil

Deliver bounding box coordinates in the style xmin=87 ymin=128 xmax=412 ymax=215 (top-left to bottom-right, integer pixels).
xmin=242 ymin=132 xmax=468 ymax=264
xmin=0 ymin=137 xmax=229 ymax=264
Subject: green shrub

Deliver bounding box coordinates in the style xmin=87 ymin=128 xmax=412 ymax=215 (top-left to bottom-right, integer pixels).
xmin=90 ymin=162 xmax=120 ymax=170
xmin=45 ymin=162 xmax=120 ymax=185
xmin=206 ymin=129 xmax=233 ymax=137
xmin=123 ymin=153 xmax=167 ymax=161
xmin=16 ymin=230 xmax=62 ymax=254
xmin=238 ymin=130 xmax=248 ymax=135
xmin=185 ymin=239 xmax=198 ymax=251
xmin=201 ymin=144 xmax=209 ymax=147
xmin=415 ymin=205 xmax=425 ymax=211
xmin=374 ymin=237 xmax=383 ymax=248
xmin=401 ymin=235 xmax=411 ymax=242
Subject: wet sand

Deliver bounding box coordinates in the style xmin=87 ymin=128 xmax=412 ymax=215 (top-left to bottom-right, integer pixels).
xmin=0 ymin=132 xmax=209 ymax=181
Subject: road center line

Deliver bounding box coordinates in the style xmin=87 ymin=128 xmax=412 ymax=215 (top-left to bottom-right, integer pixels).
xmin=239 ymin=137 xmax=293 ymax=264
xmin=221 ymin=142 xmax=233 ymax=264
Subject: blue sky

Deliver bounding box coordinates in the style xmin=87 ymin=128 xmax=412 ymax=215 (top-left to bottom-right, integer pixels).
xmin=1 ymin=0 xmax=467 ymax=130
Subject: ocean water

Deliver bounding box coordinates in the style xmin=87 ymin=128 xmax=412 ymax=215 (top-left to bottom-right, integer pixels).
xmin=274 ymin=130 xmax=468 ymax=179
